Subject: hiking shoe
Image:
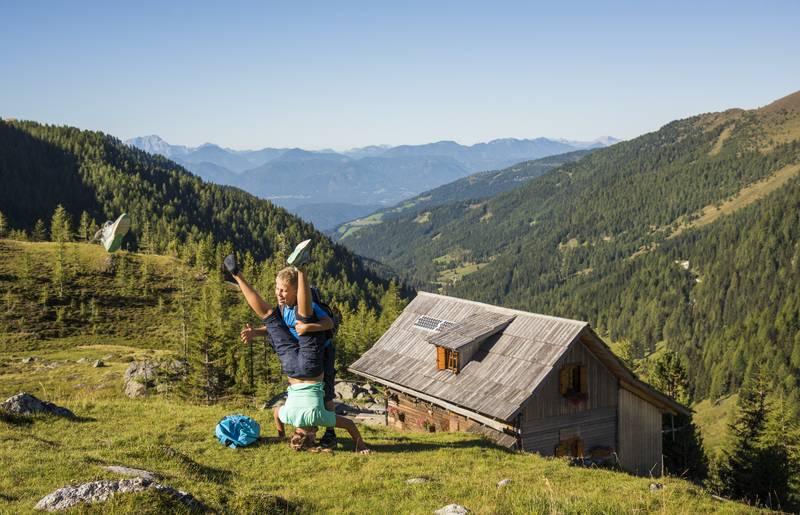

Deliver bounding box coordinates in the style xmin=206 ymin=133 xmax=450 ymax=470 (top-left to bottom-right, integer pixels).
xmin=287 ymin=239 xmax=312 ymax=267
xmin=99 ymin=214 xmax=131 ymax=253
xmin=319 ymin=429 xmax=338 ymax=449
xmin=222 ymin=253 xmax=240 ymax=285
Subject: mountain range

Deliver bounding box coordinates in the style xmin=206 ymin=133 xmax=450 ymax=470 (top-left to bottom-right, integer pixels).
xmin=126 ymin=135 xmax=619 ymax=229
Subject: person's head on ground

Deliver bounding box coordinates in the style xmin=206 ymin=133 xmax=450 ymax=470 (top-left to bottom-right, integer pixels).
xmin=275 ymin=267 xmax=298 ymax=307
xmin=289 ymin=426 xmax=317 ymax=451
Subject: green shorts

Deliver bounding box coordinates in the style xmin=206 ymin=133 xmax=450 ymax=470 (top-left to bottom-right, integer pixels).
xmin=278 ymin=382 xmax=337 ymax=428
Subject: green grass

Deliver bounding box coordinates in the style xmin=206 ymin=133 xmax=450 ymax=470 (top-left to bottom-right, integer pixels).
xmin=692 ymin=395 xmax=738 ymax=457
xmin=0 ymin=346 xmax=764 ymax=514
xmin=0 ymin=241 xmax=770 ymax=513
xmin=336 ymin=212 xmax=386 ymax=240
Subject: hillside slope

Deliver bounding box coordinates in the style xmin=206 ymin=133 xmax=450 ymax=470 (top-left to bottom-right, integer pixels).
xmin=0 ymin=341 xmax=764 ymax=514
xmin=340 ymin=91 xmax=800 ymax=403
xmin=333 ymin=149 xmax=591 ymax=241
xmin=0 ymin=120 xmax=392 ymax=309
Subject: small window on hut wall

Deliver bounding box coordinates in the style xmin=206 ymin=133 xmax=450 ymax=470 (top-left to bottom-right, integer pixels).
xmin=555 ymin=437 xmax=585 ymax=458
xmin=436 ymin=346 xmax=460 ymax=373
xmin=559 ymin=363 xmax=587 ymax=401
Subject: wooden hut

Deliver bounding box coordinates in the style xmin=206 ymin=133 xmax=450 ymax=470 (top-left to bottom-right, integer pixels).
xmin=349 ymin=292 xmax=690 ymax=476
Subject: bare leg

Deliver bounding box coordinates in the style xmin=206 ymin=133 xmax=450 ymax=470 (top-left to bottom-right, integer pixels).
xmin=234 ymin=274 xmax=273 ymax=319
xmin=273 ymin=406 xmax=285 ymax=438
xmin=335 ymin=415 xmax=371 ymax=454
xmin=296 ymin=267 xmax=313 ymax=320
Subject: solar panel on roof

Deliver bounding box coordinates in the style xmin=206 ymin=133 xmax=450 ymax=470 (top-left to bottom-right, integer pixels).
xmin=414 ymin=315 xmax=454 ymax=332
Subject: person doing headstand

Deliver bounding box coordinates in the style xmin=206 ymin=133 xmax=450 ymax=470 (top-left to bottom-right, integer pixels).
xmin=223 ymin=239 xmax=370 ymax=454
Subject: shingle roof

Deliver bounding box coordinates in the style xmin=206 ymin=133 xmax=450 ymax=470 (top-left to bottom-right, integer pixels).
xmin=349 ymin=291 xmax=587 ymax=421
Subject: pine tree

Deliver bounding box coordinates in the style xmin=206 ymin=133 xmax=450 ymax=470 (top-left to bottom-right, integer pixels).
xmin=655 ymin=352 xmax=708 ymax=482
xmin=50 ymin=204 xmax=71 ymax=243
xmin=52 ymin=239 xmax=67 ymax=298
xmin=716 ymin=366 xmax=792 ymax=508
xmin=78 ymin=211 xmax=92 ymax=241
xmin=653 ymin=351 xmax=690 ymax=404
xmin=377 ymin=280 xmax=405 ymax=333
xmin=186 ymin=271 xmax=232 ymax=402
xmin=0 ymin=210 xmax=7 ymax=238
xmin=19 ymin=252 xmax=34 ymax=290
xmin=32 ymin=219 xmax=47 ymax=241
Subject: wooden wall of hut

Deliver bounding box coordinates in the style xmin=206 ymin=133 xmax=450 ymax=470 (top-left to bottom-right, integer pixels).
xmin=618 ymin=387 xmax=663 ymax=476
xmin=520 ymin=339 xmax=619 ymax=455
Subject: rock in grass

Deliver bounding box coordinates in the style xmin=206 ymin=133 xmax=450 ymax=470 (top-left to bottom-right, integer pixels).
xmin=21 ymin=357 xmax=36 ymax=364
xmin=102 ymin=466 xmax=160 ymax=481
xmin=1 ymin=393 xmax=75 ymax=419
xmin=434 ymin=504 xmax=470 ymax=514
xmin=93 ymin=360 xmax=105 ymax=368
xmin=406 ymin=477 xmax=430 ymax=484
xmin=497 ymin=478 xmax=512 ymax=487
xmin=34 ymin=477 xmax=210 ymax=512
xmin=650 ymin=482 xmax=664 ymax=491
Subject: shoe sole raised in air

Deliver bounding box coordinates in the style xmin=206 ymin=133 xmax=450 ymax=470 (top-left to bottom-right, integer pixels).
xmin=105 ymin=214 xmax=131 ymax=253
xmin=287 ymin=239 xmax=312 ymax=266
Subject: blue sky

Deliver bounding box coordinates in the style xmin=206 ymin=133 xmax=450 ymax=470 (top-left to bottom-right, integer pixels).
xmin=2 ymin=1 xmax=799 ymax=150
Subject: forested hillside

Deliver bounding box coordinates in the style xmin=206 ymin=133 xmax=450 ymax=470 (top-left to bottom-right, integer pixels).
xmin=333 ymin=149 xmax=591 ymax=240
xmin=341 ymin=91 xmax=800 ymax=405
xmin=0 ymin=120 xmax=397 ymax=309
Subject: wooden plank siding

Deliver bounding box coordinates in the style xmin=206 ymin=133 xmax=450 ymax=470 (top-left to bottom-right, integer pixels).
xmin=522 ymin=407 xmax=616 ymax=455
xmin=520 ymin=340 xmax=618 ymax=455
xmin=618 ymin=388 xmax=663 ymax=476
xmin=386 ymin=389 xmax=517 ymax=448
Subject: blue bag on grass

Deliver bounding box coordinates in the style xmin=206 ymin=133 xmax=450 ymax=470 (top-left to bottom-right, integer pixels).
xmin=215 ymin=414 xmax=260 ymax=448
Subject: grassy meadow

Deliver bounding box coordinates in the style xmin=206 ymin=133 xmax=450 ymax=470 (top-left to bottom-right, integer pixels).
xmin=0 ymin=240 xmax=769 ymax=513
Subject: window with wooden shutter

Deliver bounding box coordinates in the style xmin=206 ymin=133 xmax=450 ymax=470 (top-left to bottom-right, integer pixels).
xmin=436 ymin=346 xmax=460 ymax=373
xmin=579 ymin=365 xmax=588 ymax=395
xmin=559 ymin=364 xmax=587 ymax=402
xmin=436 ymin=346 xmax=446 ymax=370
xmin=446 ymin=349 xmax=459 ymax=373
xmin=555 ymin=437 xmax=585 ymax=458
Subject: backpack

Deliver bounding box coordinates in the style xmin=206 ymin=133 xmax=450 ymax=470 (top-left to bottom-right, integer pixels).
xmin=215 ymin=414 xmax=260 ymax=448
xmin=311 ymin=286 xmax=341 ymax=340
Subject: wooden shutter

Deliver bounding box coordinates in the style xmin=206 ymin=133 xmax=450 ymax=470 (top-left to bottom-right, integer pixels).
xmin=580 ymin=366 xmax=588 ymax=395
xmin=436 ymin=346 xmax=446 ymax=370
xmin=576 ymin=438 xmax=585 ymax=457
xmin=448 ymin=350 xmax=459 ymax=373
xmin=559 ymin=366 xmax=570 ymax=395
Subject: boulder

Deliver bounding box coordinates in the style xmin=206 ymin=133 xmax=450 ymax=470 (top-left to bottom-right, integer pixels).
xmin=123 ymin=361 xmax=159 ymax=398
xmin=649 ymin=483 xmax=664 ymax=491
xmin=362 ymin=383 xmax=379 ymax=394
xmin=34 ymin=477 xmax=209 ymax=512
xmin=334 ymin=381 xmax=368 ymax=400
xmin=122 ymin=360 xmax=185 ymax=398
xmin=1 ymin=393 xmax=75 ymax=419
xmin=497 ymin=479 xmax=512 ymax=488
xmin=93 ymin=360 xmax=104 ymax=368
xmin=21 ymin=357 xmax=36 ymax=364
xmin=435 ymin=504 xmax=470 ymax=515
xmin=76 ymin=358 xmax=89 ymax=364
